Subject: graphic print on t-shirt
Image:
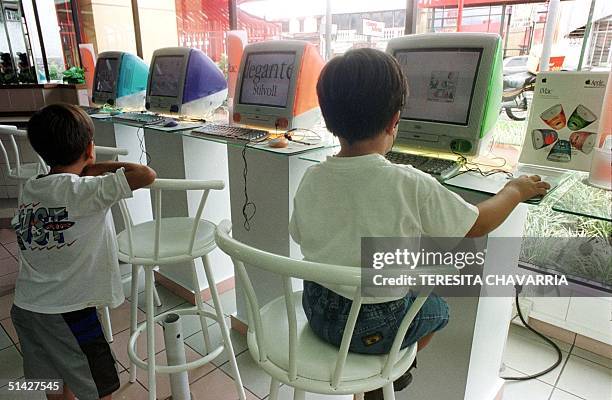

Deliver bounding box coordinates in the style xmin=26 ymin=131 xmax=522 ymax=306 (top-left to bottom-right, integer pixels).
xmin=13 ymin=202 xmax=76 ymax=251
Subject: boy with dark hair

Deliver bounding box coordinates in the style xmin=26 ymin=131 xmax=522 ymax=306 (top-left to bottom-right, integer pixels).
xmin=11 ymin=103 xmax=156 ymax=400
xmin=289 ymin=48 xmax=549 ymax=399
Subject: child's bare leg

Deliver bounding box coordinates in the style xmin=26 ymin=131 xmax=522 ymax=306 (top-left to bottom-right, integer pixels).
xmin=64 ymin=385 xmax=76 ymax=400
xmin=46 ymin=385 xmax=75 ymax=400
xmin=417 ymin=333 xmax=435 ymax=351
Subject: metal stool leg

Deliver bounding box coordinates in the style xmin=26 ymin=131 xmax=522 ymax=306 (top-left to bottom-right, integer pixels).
xmin=202 ymin=255 xmax=246 ymax=400
xmin=152 ymin=277 xmax=162 ymax=307
xmin=269 ymin=379 xmax=280 ymax=400
xmin=190 ymin=260 xmax=212 ymax=354
xmin=100 ymin=307 xmax=113 ymax=343
xmin=382 ymin=383 xmax=395 ymax=400
xmin=293 ymin=389 xmax=306 ymax=400
xmin=145 ymin=267 xmax=157 ymax=400
xmin=129 ymin=264 xmax=140 ymax=383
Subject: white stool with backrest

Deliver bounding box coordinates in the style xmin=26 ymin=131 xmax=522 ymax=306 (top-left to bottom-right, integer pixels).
xmin=0 ymin=125 xmax=48 ymax=200
xmin=92 ymin=145 xmax=162 ymax=344
xmin=215 ymin=220 xmax=455 ymax=400
xmin=116 ymin=179 xmax=246 ymax=400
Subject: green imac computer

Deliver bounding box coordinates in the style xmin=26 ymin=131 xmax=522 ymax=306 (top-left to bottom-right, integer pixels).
xmin=386 ymin=33 xmax=503 ymax=156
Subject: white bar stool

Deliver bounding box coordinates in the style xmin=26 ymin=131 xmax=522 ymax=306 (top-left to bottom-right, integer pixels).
xmin=0 ymin=125 xmax=48 ymax=200
xmin=215 ymin=220 xmax=457 ymax=400
xmin=116 ymin=179 xmax=246 ymax=400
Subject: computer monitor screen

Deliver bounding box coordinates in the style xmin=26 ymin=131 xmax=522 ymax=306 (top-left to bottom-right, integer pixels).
xmin=149 ymin=55 xmax=185 ymax=97
xmin=239 ymin=52 xmax=296 ymax=108
xmin=395 ymin=48 xmax=482 ymax=126
xmin=95 ymin=58 xmax=120 ymax=93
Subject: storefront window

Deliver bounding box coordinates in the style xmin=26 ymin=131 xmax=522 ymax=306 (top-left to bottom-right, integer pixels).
xmin=138 ymin=1 xmax=178 ymax=64
xmin=175 ymin=0 xmax=230 ymax=63
xmin=74 ymin=0 xmax=136 ymax=57
xmin=236 ymin=1 xmax=282 ymax=44
xmin=1 ymin=0 xmax=37 ymax=83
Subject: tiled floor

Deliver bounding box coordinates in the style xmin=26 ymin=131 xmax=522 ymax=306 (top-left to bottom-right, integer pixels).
xmin=0 ymin=227 xmax=611 ymax=399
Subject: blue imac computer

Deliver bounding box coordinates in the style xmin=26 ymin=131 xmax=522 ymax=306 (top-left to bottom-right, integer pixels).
xmin=232 ymin=40 xmax=324 ymax=130
xmin=387 ymin=33 xmax=503 ymax=156
xmin=91 ymin=51 xmax=149 ymax=108
xmin=145 ymin=47 xmax=228 ymax=117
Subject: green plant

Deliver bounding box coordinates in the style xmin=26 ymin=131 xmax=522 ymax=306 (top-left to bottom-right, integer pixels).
xmin=62 ymin=66 xmax=85 ymax=84
xmin=48 ymin=64 xmax=59 ymax=81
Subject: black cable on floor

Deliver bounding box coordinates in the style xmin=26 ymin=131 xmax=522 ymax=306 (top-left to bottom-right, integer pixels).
xmin=502 ymin=285 xmax=563 ymax=381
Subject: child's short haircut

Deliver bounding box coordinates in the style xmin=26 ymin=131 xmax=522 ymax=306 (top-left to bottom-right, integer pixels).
xmin=28 ymin=103 xmax=94 ymax=167
xmin=316 ymin=48 xmax=407 ymax=145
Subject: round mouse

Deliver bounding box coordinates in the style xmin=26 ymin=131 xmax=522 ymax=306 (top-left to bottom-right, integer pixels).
xmin=268 ymin=137 xmax=289 ymax=148
xmin=163 ymin=120 xmax=178 ymax=127
xmin=109 ymin=110 xmax=122 ymax=116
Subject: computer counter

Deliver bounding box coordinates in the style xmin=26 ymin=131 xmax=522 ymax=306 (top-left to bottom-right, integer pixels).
xmin=89 ymin=115 xmax=329 ymax=311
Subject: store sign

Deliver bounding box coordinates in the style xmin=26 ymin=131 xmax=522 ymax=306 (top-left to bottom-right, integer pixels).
xmin=359 ymin=19 xmax=385 ymax=38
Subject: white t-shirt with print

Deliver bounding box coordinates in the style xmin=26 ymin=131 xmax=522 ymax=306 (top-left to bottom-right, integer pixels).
xmin=289 ymin=154 xmax=479 ymax=297
xmin=12 ymin=169 xmax=133 ymax=314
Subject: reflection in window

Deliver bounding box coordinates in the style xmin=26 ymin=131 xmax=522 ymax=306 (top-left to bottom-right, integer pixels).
xmin=1 ymin=0 xmax=37 ymax=84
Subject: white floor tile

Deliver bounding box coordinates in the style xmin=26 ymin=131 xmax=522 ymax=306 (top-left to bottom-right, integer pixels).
xmin=0 ymin=346 xmax=23 ymax=381
xmin=509 ymin=324 xmax=573 ymax=353
xmin=136 ymin=284 xmax=187 ymax=316
xmin=549 ymin=389 xmax=585 ymax=400
xmin=556 ymin=355 xmax=612 ymax=400
xmin=184 ymin=316 xmax=248 ymax=367
xmin=220 ymin=351 xmax=271 ymax=399
xmin=0 ymin=326 xmax=11 ymax=350
xmin=502 ymin=378 xmax=554 ymax=400
xmin=503 ymin=326 xmax=569 ymax=385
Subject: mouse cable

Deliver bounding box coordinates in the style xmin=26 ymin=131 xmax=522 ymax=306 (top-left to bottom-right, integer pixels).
xmin=136 ymin=122 xmax=156 ymax=166
xmin=501 ymin=285 xmax=563 ymax=381
xmin=241 ymin=140 xmax=256 ymax=231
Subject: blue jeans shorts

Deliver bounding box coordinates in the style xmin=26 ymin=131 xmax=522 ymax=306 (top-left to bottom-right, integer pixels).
xmin=302 ymin=281 xmax=450 ymax=355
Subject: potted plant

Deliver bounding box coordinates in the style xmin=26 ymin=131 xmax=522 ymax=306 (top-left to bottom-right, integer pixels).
xmin=62 ymin=66 xmax=86 ymax=84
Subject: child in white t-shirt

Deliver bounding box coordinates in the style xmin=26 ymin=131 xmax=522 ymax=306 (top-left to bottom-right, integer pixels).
xmin=289 ymin=48 xmax=549 ymax=399
xmin=10 ymin=104 xmax=156 ymax=400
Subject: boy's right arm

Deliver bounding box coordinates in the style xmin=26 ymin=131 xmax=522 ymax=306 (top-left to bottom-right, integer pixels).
xmin=466 ymin=175 xmax=550 ymax=237
xmin=81 ymin=162 xmax=157 ymax=190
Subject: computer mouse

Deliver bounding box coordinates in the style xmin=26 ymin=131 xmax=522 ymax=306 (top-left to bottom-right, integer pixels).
xmin=163 ymin=119 xmax=178 ymax=128
xmin=268 ymin=137 xmax=288 ymax=148
xmin=110 ymin=110 xmax=122 ymax=116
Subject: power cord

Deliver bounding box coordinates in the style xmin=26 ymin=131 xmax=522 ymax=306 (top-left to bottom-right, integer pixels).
xmin=501 ymin=284 xmax=563 ymax=381
xmin=241 ymin=140 xmax=256 ymax=231
xmin=451 ymin=150 xmax=514 ymax=179
xmin=136 ymin=123 xmax=152 ymax=166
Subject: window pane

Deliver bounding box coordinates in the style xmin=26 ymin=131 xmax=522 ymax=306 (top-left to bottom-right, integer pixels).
xmin=0 ymin=2 xmax=21 ymax=83
xmin=138 ymin=1 xmax=179 ymax=64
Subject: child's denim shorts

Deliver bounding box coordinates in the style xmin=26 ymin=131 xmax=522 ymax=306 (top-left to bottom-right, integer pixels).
xmin=302 ymin=281 xmax=450 ymax=354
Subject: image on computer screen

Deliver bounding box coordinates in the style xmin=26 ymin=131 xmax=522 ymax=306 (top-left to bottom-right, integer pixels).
xmin=395 ymin=48 xmax=482 ymax=125
xmin=150 ymin=55 xmax=185 ymax=97
xmin=239 ymin=52 xmax=296 ymax=108
xmin=95 ymin=58 xmax=120 ymax=93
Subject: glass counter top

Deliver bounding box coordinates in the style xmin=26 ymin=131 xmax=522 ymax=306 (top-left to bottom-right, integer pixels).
xmin=552 ymin=176 xmax=612 ymax=222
